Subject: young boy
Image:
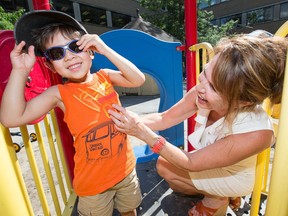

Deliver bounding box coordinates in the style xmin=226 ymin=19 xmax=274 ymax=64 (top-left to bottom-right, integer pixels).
xmin=0 ymin=11 xmax=145 ymax=216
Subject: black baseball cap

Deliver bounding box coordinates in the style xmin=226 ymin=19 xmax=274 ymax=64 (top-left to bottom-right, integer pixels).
xmin=14 ymin=10 xmax=88 ymax=56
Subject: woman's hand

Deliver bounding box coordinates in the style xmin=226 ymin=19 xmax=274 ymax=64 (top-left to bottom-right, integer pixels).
xmin=108 ymin=104 xmax=143 ymax=137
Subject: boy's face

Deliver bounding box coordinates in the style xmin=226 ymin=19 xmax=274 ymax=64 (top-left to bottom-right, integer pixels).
xmin=45 ymin=32 xmax=93 ymax=83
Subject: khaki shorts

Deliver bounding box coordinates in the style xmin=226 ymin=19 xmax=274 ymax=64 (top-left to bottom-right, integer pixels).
xmin=78 ymin=169 xmax=142 ymax=216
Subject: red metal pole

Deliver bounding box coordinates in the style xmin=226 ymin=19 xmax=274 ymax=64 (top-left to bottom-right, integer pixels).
xmin=185 ymin=0 xmax=197 ymax=151
xmin=32 ymin=0 xmax=50 ymax=10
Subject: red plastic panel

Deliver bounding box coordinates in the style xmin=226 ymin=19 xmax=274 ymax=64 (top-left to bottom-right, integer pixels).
xmin=0 ymin=30 xmax=52 ymax=124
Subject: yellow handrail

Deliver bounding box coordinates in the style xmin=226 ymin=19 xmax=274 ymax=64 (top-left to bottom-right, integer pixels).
xmin=34 ymin=122 xmax=62 ymax=215
xmin=0 ymin=125 xmax=33 ymax=215
xmin=189 ymin=42 xmax=214 ymax=83
xmin=0 ymin=110 xmax=76 ymax=215
xmin=250 ymin=148 xmax=269 ymax=215
xmin=50 ymin=109 xmax=73 ymax=191
xmin=43 ymin=116 xmax=68 ymax=203
xmin=265 ymin=51 xmax=288 ymax=216
xmin=20 ymin=125 xmax=51 ymax=215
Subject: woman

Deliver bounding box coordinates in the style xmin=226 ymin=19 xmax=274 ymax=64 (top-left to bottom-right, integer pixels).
xmin=108 ymin=35 xmax=287 ymax=215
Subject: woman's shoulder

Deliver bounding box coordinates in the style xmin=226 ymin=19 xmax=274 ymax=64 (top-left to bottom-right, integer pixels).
xmin=232 ymin=105 xmax=273 ymax=132
xmin=236 ymin=105 xmax=268 ymax=121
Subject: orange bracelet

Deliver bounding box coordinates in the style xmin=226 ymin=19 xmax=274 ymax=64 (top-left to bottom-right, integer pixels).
xmin=151 ymin=136 xmax=166 ymax=154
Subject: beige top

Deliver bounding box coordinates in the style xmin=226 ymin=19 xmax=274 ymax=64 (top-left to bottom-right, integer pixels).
xmin=188 ymin=105 xmax=274 ymax=197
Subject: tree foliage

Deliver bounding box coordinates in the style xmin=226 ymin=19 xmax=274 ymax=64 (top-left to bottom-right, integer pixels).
xmin=140 ymin=0 xmax=237 ymax=45
xmin=197 ymin=10 xmax=237 ymax=45
xmin=0 ymin=6 xmax=25 ymax=30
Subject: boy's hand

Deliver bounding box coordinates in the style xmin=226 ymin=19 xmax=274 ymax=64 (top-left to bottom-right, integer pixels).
xmin=10 ymin=41 xmax=36 ymax=73
xmin=77 ymin=34 xmax=109 ymax=55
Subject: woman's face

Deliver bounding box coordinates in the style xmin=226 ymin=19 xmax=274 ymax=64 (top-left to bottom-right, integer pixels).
xmin=195 ymin=54 xmax=228 ymax=117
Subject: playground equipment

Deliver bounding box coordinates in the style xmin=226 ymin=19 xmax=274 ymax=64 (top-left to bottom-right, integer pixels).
xmin=0 ymin=27 xmax=184 ymax=216
xmin=11 ymin=131 xmax=37 ymax=153
xmin=91 ymin=29 xmax=183 ymax=163
xmin=1 ymin=0 xmax=288 ymax=215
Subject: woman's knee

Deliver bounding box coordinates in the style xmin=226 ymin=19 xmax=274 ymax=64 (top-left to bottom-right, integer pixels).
xmin=156 ymin=156 xmax=174 ymax=179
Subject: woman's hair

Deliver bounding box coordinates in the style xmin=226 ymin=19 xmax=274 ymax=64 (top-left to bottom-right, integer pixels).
xmin=212 ymin=35 xmax=288 ymax=121
xmin=32 ymin=23 xmax=85 ymax=55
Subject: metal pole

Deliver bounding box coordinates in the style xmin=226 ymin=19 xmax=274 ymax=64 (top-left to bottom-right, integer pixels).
xmin=185 ymin=0 xmax=197 ymax=151
xmin=32 ymin=0 xmax=50 ymax=10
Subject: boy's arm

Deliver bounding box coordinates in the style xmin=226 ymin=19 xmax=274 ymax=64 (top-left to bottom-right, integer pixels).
xmin=0 ymin=42 xmax=59 ymax=127
xmin=77 ymin=34 xmax=145 ymax=87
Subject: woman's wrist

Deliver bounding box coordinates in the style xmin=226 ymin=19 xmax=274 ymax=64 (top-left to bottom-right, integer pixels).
xmin=151 ymin=136 xmax=166 ymax=154
xmin=135 ymin=121 xmax=167 ymax=154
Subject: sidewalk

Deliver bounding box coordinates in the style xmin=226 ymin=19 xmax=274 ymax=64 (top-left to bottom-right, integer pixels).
xmin=120 ymin=95 xmax=161 ymax=148
xmin=120 ymin=95 xmax=160 ymax=114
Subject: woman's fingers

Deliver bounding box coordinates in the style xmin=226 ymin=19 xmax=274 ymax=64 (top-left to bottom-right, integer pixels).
xmin=108 ymin=104 xmax=142 ymax=136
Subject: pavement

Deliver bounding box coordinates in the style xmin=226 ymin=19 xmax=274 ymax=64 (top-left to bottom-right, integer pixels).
xmin=120 ymin=94 xmax=161 ymax=149
xmin=120 ymin=94 xmax=160 ymax=115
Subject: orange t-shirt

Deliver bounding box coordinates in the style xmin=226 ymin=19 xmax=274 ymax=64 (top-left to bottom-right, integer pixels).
xmin=58 ymin=70 xmax=135 ymax=196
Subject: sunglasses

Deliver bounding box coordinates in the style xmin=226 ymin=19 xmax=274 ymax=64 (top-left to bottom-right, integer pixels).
xmin=43 ymin=40 xmax=82 ymax=61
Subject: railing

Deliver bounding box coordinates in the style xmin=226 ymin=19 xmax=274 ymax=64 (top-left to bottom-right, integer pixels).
xmin=0 ymin=110 xmax=76 ymax=215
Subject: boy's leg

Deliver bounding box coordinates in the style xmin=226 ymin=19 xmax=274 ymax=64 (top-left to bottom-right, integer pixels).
xmin=77 ymin=190 xmax=115 ymax=216
xmin=113 ymin=169 xmax=142 ymax=215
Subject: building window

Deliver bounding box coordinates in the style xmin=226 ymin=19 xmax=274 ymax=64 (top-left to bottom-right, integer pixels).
xmin=111 ymin=12 xmax=131 ymax=28
xmin=247 ymin=6 xmax=273 ymax=25
xmin=198 ymin=0 xmax=218 ymax=9
xmin=210 ymin=0 xmax=217 ymax=5
xmin=220 ymin=13 xmax=241 ymax=25
xmin=80 ymin=4 xmax=107 ymax=26
xmin=280 ymin=2 xmax=288 ymax=19
xmin=0 ymin=0 xmax=28 ymax=11
xmin=51 ymin=0 xmax=74 ymax=17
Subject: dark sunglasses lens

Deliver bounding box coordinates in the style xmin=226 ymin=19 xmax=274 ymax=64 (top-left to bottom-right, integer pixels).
xmin=46 ymin=47 xmax=65 ymax=60
xmin=69 ymin=41 xmax=82 ymax=53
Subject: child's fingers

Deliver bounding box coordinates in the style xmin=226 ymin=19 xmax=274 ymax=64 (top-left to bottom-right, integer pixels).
xmin=14 ymin=41 xmax=26 ymax=53
xmin=27 ymin=45 xmax=35 ymax=57
xmin=77 ymin=35 xmax=102 ymax=52
xmin=77 ymin=35 xmax=91 ymax=51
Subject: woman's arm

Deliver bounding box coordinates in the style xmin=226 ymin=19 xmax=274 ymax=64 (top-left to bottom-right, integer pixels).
xmin=108 ymin=104 xmax=273 ymax=172
xmin=181 ymin=130 xmax=272 ymax=171
xmin=141 ymin=87 xmax=199 ymax=131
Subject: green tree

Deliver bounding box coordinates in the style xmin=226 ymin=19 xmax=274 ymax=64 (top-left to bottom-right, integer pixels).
xmin=197 ymin=9 xmax=237 ymax=45
xmin=140 ymin=0 xmax=237 ymax=45
xmin=0 ymin=6 xmax=25 ymax=30
xmin=140 ymin=0 xmax=185 ymax=41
